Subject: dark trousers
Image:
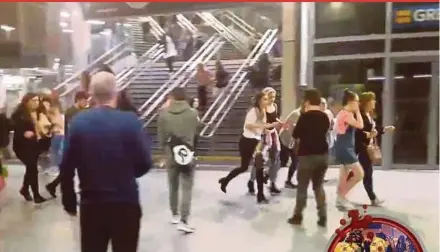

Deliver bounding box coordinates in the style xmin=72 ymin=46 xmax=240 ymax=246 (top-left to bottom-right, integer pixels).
xmin=165 ymin=56 xmax=174 ymax=73
xmin=294 ymin=155 xmax=328 ymax=218
xmin=18 ymin=154 xmax=41 ymax=197
xmin=197 ymin=86 xmax=208 ymax=111
xmin=358 ymin=147 xmax=376 ymax=201
xmin=48 ymin=174 xmax=61 ymax=188
xmin=80 ymin=203 xmax=142 ymax=252
xmin=280 ymin=144 xmax=290 ymax=167
xmin=224 ymin=137 xmax=263 ymax=194
xmin=280 ymin=144 xmax=298 ymax=183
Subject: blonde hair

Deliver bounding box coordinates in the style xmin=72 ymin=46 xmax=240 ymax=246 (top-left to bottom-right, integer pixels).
xmin=262 ymin=87 xmax=276 ymax=95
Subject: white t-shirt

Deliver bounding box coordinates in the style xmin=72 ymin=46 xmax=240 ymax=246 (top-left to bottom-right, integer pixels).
xmin=164 ymin=36 xmax=178 ymax=59
xmin=242 ymin=107 xmax=265 ymax=140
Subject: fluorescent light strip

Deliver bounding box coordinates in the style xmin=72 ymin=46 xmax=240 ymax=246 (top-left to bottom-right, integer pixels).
xmin=62 ymin=29 xmax=73 ymax=33
xmin=367 ymin=75 xmax=432 ymax=80
xmin=86 ymin=20 xmax=105 ymax=25
xmin=60 ymin=11 xmax=70 ymax=18
xmin=0 ymin=25 xmax=15 ymax=32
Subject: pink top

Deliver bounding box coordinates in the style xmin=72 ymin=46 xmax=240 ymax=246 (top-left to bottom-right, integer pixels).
xmin=335 ymin=110 xmax=352 ymax=135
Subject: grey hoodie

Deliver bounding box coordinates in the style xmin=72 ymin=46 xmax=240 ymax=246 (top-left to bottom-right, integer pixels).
xmin=157 ymin=100 xmax=199 ymax=153
xmin=279 ymin=107 xmax=302 ymax=148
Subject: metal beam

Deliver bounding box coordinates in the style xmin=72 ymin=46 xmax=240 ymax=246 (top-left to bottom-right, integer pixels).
xmin=313 ymin=51 xmax=439 ymax=62
xmin=314 ymin=31 xmax=439 ymax=44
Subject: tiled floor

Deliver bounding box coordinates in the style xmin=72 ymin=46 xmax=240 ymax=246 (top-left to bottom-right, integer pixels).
xmin=0 ymin=165 xmax=438 ymax=252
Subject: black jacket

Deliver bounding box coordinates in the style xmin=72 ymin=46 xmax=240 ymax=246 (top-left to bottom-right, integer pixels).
xmin=355 ymin=112 xmax=384 ymax=153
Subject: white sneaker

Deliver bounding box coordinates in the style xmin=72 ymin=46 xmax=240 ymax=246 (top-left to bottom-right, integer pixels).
xmin=371 ymin=198 xmax=385 ymax=206
xmin=177 ymin=222 xmax=195 ymax=233
xmin=336 ymin=196 xmax=353 ymax=210
xmin=171 ymin=215 xmax=180 ymax=225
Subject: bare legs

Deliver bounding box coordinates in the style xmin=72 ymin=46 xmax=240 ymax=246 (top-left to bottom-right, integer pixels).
xmin=336 ymin=162 xmax=364 ymax=208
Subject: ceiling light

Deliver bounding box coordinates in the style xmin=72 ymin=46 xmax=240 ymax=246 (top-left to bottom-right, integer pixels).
xmin=330 ymin=2 xmax=343 ymax=9
xmin=99 ymin=30 xmax=112 ymax=36
xmin=60 ymin=11 xmax=70 ymax=18
xmin=62 ymin=29 xmax=73 ymax=33
xmin=86 ymin=20 xmax=105 ymax=25
xmin=59 ymin=22 xmax=68 ymax=28
xmin=123 ymin=23 xmax=132 ymax=27
xmin=0 ymin=25 xmax=15 ymax=32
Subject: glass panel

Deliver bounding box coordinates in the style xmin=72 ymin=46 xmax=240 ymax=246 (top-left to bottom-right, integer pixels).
xmin=315 ymin=40 xmax=385 ymax=57
xmin=391 ymin=37 xmax=440 ymax=52
xmin=315 ymin=3 xmax=386 ymax=38
xmin=392 ymin=2 xmax=439 ymax=33
xmin=393 ymin=62 xmax=431 ymax=164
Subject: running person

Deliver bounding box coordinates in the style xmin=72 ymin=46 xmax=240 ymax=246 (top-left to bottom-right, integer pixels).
xmin=334 ymin=90 xmax=364 ymax=209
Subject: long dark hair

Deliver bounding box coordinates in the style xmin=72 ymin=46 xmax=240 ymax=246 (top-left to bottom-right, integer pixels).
xmin=342 ymin=89 xmax=357 ymax=106
xmin=117 ymin=90 xmax=138 ymax=115
xmin=251 ymin=92 xmax=266 ymax=121
xmin=257 ymin=53 xmax=270 ymax=72
xmin=12 ymin=93 xmax=38 ymax=121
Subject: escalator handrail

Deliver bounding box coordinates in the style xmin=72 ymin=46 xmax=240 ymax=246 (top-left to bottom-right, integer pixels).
xmin=200 ymin=29 xmax=274 ymax=124
xmin=200 ymin=29 xmax=279 ymax=138
xmin=142 ymin=39 xmax=225 ymax=128
xmin=54 ymin=41 xmax=127 ymax=91
xmin=137 ymin=34 xmax=219 ymax=113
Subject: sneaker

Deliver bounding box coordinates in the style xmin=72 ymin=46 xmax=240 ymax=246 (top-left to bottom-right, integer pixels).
xmin=371 ymin=198 xmax=385 ymax=206
xmin=177 ymin=221 xmax=195 ymax=233
xmin=336 ymin=196 xmax=353 ymax=210
xmin=270 ymin=183 xmax=281 ymax=195
xmin=317 ymin=216 xmax=327 ymax=228
xmin=171 ymin=215 xmax=180 ymax=225
xmin=284 ymin=181 xmax=298 ymax=189
xmin=247 ymin=180 xmax=255 ymax=195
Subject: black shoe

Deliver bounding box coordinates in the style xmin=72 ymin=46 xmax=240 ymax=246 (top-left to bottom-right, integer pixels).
xmin=46 ymin=184 xmax=57 ymax=198
xmin=247 ymin=180 xmax=255 ymax=195
xmin=287 ymin=215 xmax=302 ymax=225
xmin=19 ymin=188 xmax=33 ymax=202
xmin=284 ymin=181 xmax=298 ymax=189
xmin=219 ymin=178 xmax=227 ymax=193
xmin=317 ymin=216 xmax=327 ymax=228
xmin=324 ymin=179 xmax=330 ymax=183
xmin=33 ymin=196 xmax=47 ymax=204
xmin=263 ymin=174 xmax=269 ymax=184
xmin=270 ymin=183 xmax=281 ymax=195
xmin=257 ymin=194 xmax=269 ymax=204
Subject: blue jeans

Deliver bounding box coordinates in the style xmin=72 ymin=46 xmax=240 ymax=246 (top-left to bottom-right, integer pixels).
xmin=51 ymin=135 xmax=64 ymax=167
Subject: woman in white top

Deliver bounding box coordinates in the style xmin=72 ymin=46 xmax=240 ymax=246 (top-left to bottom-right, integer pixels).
xmin=162 ymin=32 xmax=178 ymax=74
xmin=218 ymin=92 xmax=276 ymax=203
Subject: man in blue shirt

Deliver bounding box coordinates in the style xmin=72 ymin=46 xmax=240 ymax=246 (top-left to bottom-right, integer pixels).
xmin=60 ymin=72 xmax=152 ymax=252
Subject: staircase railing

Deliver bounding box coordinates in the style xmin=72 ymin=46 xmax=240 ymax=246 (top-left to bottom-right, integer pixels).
xmin=142 ymin=38 xmax=224 ymax=128
xmin=137 ymin=34 xmax=221 ymax=116
xmin=197 ymin=12 xmax=248 ymax=54
xmin=222 ymin=10 xmax=262 ymax=37
xmin=176 ymin=14 xmax=198 ymax=34
xmin=199 ymin=29 xmax=279 ymax=137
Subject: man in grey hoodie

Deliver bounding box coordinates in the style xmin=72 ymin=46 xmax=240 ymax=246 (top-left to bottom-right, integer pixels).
xmin=157 ymin=87 xmax=198 ymax=233
xmin=279 ymin=106 xmax=303 ymax=189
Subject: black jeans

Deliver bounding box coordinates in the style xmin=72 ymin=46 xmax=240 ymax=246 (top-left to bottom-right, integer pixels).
xmin=358 ymin=147 xmax=376 ymax=201
xmin=18 ymin=153 xmax=41 ymax=197
xmin=223 ymin=137 xmax=262 ymax=190
xmin=80 ymin=203 xmax=142 ymax=252
xmin=281 ymin=144 xmax=298 ymax=183
xmin=165 ymin=56 xmax=174 ymax=73
xmin=197 ymin=86 xmax=208 ymax=111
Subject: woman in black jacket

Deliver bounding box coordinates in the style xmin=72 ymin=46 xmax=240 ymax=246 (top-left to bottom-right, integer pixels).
xmin=355 ymin=92 xmax=394 ymax=206
xmin=12 ymin=93 xmax=49 ymax=203
xmin=213 ymin=60 xmax=229 ymax=98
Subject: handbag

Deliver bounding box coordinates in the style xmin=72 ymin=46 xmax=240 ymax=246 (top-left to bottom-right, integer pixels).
xmin=367 ymin=138 xmax=382 ymax=165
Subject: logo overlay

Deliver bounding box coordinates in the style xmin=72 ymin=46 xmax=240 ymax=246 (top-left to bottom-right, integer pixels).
xmin=326 ymin=206 xmax=425 ymax=252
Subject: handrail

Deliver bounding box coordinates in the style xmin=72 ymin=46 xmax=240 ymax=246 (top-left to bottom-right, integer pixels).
xmin=223 ymin=11 xmax=261 ymax=37
xmin=54 ymin=41 xmax=127 ymax=91
xmin=146 ymin=16 xmax=165 ymax=37
xmin=142 ymin=39 xmax=224 ymax=128
xmin=118 ymin=46 xmax=164 ymax=91
xmin=200 ymin=29 xmax=274 ymax=126
xmin=59 ymin=46 xmax=132 ymax=97
xmin=197 ymin=12 xmax=248 ymax=54
xmin=138 ymin=34 xmax=219 ymax=114
xmin=176 ymin=14 xmax=198 ymax=34
xmin=200 ymin=29 xmax=279 ymax=137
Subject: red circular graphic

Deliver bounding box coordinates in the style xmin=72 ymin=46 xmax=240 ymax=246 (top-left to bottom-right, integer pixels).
xmin=327 ymin=208 xmax=425 ymax=252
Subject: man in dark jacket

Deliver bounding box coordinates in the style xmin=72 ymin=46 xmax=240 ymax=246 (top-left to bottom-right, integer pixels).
xmin=158 ymin=87 xmax=198 ymax=233
xmin=60 ymin=72 xmax=152 ymax=252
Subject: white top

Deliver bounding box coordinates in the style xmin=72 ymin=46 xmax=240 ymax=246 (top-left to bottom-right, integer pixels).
xmin=242 ymin=107 xmax=265 ymax=140
xmin=0 ymin=83 xmax=6 ymax=110
xmin=164 ymin=35 xmax=178 ymax=59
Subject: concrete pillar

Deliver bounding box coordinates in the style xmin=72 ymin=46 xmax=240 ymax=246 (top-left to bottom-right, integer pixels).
xmin=280 ymin=2 xmax=298 ymax=118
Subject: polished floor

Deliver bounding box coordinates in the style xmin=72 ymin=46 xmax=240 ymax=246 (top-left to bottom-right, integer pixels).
xmin=0 ymin=165 xmax=438 ymax=252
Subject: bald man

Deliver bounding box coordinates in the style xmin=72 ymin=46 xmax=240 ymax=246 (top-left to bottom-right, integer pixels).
xmin=60 ymin=72 xmax=152 ymax=252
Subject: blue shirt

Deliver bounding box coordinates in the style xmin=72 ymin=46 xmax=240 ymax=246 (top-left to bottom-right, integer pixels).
xmin=60 ymin=106 xmax=152 ymax=212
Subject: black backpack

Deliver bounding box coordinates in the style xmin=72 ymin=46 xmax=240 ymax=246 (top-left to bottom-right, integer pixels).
xmin=0 ymin=113 xmax=10 ymax=149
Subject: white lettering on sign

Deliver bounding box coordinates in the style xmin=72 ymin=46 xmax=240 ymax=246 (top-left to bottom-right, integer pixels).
xmin=413 ymin=9 xmax=440 ymax=22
